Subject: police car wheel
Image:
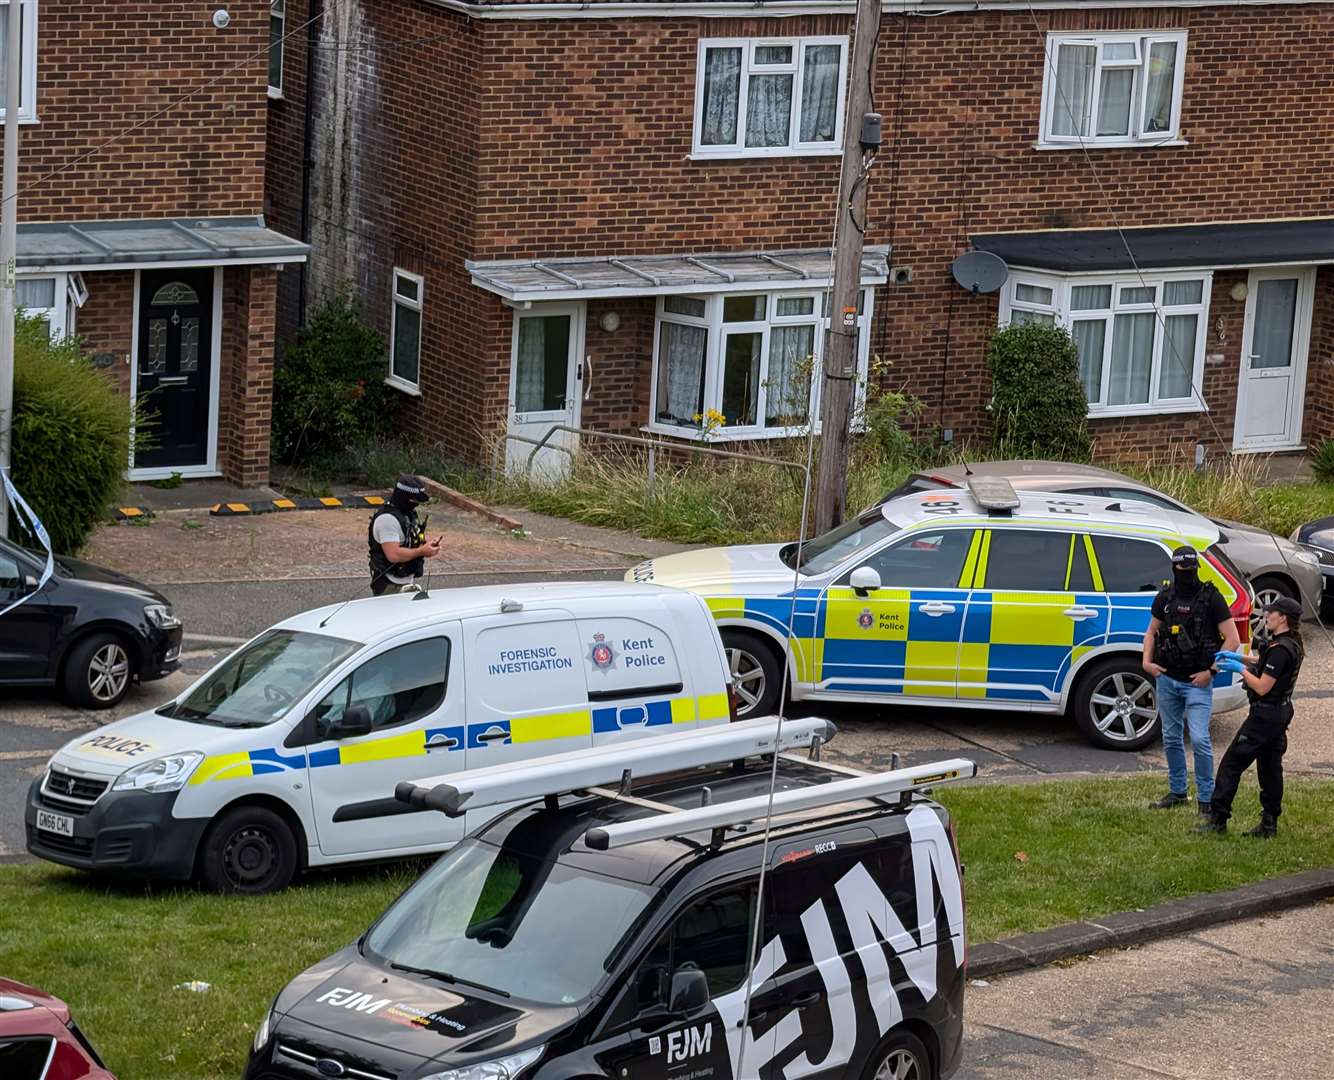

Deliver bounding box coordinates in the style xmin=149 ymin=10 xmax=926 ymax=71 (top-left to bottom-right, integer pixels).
xmin=864 ymin=1031 xmax=930 ymax=1080
xmin=199 ymin=806 xmax=298 ymax=894
xmin=1073 ymin=657 xmax=1161 ymax=751
xmin=62 ymin=632 xmax=134 ymax=709
xmin=722 ymin=632 xmax=781 ymax=718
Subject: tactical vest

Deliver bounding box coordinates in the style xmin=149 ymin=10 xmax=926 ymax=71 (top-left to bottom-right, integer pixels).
xmin=1247 ymin=634 xmax=1304 ymax=724
xmin=368 ymin=505 xmax=425 ymax=589
xmin=1154 ymin=582 xmax=1224 ymax=673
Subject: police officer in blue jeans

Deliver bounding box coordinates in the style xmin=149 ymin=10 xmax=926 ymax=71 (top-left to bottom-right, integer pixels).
xmin=1142 ymin=546 xmax=1240 ymax=815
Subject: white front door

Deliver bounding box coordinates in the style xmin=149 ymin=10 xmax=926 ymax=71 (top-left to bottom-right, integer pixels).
xmin=506 ymin=304 xmax=584 ymax=482
xmin=1234 ymin=267 xmax=1314 ymax=451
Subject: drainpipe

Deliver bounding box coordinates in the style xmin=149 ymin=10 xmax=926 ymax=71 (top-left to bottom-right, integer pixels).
xmin=298 ymin=0 xmax=324 ymax=327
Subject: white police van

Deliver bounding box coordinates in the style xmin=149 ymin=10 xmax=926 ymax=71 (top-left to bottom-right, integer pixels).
xmin=25 ymin=583 xmax=734 ymax=893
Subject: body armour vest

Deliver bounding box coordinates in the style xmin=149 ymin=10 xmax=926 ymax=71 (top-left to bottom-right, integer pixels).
xmin=368 ymin=505 xmax=425 ymax=584
xmin=1154 ymin=582 xmax=1224 ymax=673
xmin=1247 ymin=634 xmax=1304 ymax=720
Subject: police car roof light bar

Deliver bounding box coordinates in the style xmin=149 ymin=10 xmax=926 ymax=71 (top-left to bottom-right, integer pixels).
xmin=583 ymin=758 xmax=977 ymax=851
xmin=967 ymin=475 xmax=1020 ymax=515
xmin=395 ymin=715 xmax=836 ymax=817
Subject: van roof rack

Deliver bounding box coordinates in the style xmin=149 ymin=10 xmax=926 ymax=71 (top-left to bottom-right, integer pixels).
xmin=967 ymin=475 xmax=1020 ymax=515
xmin=395 ymin=715 xmax=836 ymax=817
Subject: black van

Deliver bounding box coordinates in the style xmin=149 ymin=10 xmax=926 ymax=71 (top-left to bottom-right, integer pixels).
xmin=246 ymin=729 xmax=971 ymax=1080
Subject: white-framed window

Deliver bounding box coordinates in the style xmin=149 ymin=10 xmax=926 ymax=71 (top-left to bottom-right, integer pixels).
xmin=649 ymin=288 xmax=872 ymax=439
xmin=693 ymin=37 xmax=848 ymax=159
xmin=0 ymin=0 xmax=39 ymax=123
xmin=268 ymin=0 xmax=285 ymax=98
xmin=15 ymin=272 xmax=84 ymax=338
xmin=1000 ymin=270 xmax=1212 ymax=417
xmin=387 ymin=268 xmax=424 ymax=394
xmin=1039 ymin=31 xmax=1187 ymax=148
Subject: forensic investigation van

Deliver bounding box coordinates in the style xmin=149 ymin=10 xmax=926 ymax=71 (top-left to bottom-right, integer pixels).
xmin=25 ymin=582 xmax=734 ymax=893
xmin=246 ymin=717 xmax=974 ymax=1080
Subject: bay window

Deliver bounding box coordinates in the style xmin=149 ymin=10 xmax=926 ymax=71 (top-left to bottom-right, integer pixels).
xmin=694 ymin=37 xmax=847 ymax=158
xmin=1040 ymin=31 xmax=1187 ymax=148
xmin=16 ymin=272 xmax=84 ymax=338
xmin=1001 ymin=272 xmax=1211 ymax=417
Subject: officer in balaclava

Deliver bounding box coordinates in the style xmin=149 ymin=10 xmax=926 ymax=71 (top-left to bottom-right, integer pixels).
xmin=1142 ymin=545 xmax=1240 ymax=815
xmin=368 ymin=475 xmax=441 ymax=595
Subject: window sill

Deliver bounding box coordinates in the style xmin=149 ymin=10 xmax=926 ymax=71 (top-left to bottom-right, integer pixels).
xmin=385 ymin=376 xmax=421 ymax=397
xmin=1032 ymin=138 xmax=1188 ymax=152
xmin=1087 ymin=401 xmax=1207 ymax=420
xmin=267 ymin=86 xmax=284 ymax=101
xmin=0 ymin=115 xmax=40 ymax=126
xmin=641 ymin=422 xmax=815 ymax=442
xmin=689 ymin=147 xmax=842 ymax=162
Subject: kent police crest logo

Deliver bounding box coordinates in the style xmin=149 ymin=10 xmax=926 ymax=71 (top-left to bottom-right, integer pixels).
xmin=858 ymin=608 xmax=874 ymax=630
xmin=589 ymin=633 xmax=616 ymax=670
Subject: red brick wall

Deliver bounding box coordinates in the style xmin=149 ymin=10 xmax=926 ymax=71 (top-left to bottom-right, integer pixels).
xmin=74 ymin=272 xmax=136 ymax=397
xmin=1302 ymin=268 xmax=1334 ymax=454
xmin=5 ymin=1 xmax=270 ymax=220
xmin=218 ymin=267 xmax=278 ymax=484
xmin=581 ymin=298 xmax=656 ymax=436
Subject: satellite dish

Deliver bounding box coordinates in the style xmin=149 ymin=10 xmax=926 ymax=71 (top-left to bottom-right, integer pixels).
xmin=951 ymin=250 xmax=1009 ymax=295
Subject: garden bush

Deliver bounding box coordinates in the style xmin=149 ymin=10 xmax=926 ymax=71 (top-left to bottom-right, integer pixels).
xmin=9 ymin=313 xmax=139 ymax=554
xmin=1310 ymin=439 xmax=1334 ymax=483
xmin=271 ymin=290 xmax=397 ymax=465
xmin=987 ymin=321 xmax=1093 ymax=462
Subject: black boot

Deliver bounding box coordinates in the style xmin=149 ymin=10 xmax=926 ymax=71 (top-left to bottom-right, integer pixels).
xmin=1198 ymin=801 xmax=1213 ymax=817
xmin=1194 ymin=813 xmax=1227 ymax=835
xmin=1244 ymin=814 xmax=1278 ymax=839
xmin=1150 ymin=791 xmax=1190 ymax=809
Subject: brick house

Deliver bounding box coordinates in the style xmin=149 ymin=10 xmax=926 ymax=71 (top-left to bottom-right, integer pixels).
xmin=268 ymin=0 xmax=1334 ymax=476
xmin=3 ymin=0 xmax=305 ymax=486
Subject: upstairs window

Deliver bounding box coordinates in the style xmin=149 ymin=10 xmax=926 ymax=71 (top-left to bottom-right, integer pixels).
xmin=268 ymin=0 xmax=285 ymax=97
xmin=0 ymin=0 xmax=38 ymax=122
xmin=1040 ymin=31 xmax=1186 ymax=148
xmin=388 ymin=269 xmax=424 ymax=394
xmin=694 ymin=37 xmax=847 ymax=158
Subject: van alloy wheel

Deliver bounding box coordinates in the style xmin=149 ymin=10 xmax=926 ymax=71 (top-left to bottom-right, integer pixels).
xmin=88 ymin=643 xmax=130 ymax=703
xmin=1088 ymin=670 xmax=1158 ymax=743
xmin=873 ymin=1048 xmax=923 ymax=1080
xmin=726 ymin=646 xmax=767 ymax=715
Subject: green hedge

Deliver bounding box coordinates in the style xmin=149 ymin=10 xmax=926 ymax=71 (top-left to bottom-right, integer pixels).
xmin=987 ymin=321 xmax=1093 ymax=462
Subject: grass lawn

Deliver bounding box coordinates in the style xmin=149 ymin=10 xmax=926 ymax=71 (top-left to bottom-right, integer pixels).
xmin=2 ymin=775 xmax=1331 ymax=1079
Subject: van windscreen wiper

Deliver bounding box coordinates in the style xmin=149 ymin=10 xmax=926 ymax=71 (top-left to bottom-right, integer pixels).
xmin=389 ymin=962 xmax=511 ymax=998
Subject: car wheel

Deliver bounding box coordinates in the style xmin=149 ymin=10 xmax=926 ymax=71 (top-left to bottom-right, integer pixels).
xmin=721 ymin=631 xmax=782 ymax=719
xmin=1072 ymin=656 xmax=1161 ymax=751
xmin=1249 ymin=575 xmax=1296 ymax=639
xmin=62 ymin=632 xmax=134 ymax=709
xmin=862 ymin=1030 xmax=931 ymax=1080
xmin=199 ymin=806 xmax=298 ymax=895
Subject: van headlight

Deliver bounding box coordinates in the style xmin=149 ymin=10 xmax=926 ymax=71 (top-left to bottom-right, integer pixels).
xmin=420 ymin=1046 xmax=543 ymax=1080
xmin=144 ymin=603 xmax=181 ymax=630
xmin=111 ymin=751 xmax=204 ymax=793
xmin=252 ymin=1008 xmax=274 ymax=1054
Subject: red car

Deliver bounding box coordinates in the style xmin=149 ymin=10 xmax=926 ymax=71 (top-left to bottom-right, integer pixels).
xmin=0 ymin=978 xmax=114 ymax=1079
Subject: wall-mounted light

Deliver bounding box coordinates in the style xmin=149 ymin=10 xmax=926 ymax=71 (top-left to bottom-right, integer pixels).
xmin=598 ymin=311 xmax=621 ymax=333
xmin=1230 ymin=281 xmax=1248 ymax=302
xmin=212 ymin=9 xmax=232 ymax=29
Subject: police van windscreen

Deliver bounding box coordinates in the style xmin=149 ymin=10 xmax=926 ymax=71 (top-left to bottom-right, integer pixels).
xmin=158 ymin=630 xmax=359 ymax=728
xmin=783 ymin=509 xmax=900 ymax=575
xmin=363 ymin=839 xmax=654 ymax=1005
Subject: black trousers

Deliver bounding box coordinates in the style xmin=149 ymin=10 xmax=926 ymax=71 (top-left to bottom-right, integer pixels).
xmin=1210 ymin=718 xmax=1288 ymax=821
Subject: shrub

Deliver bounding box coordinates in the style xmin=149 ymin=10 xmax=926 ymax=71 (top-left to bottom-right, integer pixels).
xmin=9 ymin=314 xmax=139 ymax=554
xmin=1311 ymin=439 xmax=1334 ymax=483
xmin=986 ymin=322 xmax=1093 ymax=462
xmin=271 ymin=290 xmax=397 ymax=465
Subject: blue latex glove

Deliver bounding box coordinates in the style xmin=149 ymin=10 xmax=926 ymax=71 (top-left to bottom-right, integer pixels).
xmin=1215 ymin=650 xmax=1244 ymax=665
xmin=1216 ymin=657 xmax=1246 ymax=674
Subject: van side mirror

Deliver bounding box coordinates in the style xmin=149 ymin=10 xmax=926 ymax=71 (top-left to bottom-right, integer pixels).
xmin=327 ymin=704 xmax=373 ymax=740
xmin=24 ymin=573 xmax=40 ymax=594
xmin=850 ymin=566 xmax=882 ymax=597
xmin=669 ymin=969 xmax=710 ymax=1015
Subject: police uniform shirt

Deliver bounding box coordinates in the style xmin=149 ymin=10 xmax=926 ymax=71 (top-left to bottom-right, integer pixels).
xmin=1151 ymin=586 xmax=1232 ymax=680
xmin=372 ymin=514 xmax=414 ymax=585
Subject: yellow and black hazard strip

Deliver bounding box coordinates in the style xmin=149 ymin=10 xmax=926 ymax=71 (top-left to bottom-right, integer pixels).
xmin=210 ymin=494 xmax=387 ymax=517
xmin=112 ymin=506 xmax=154 ymax=521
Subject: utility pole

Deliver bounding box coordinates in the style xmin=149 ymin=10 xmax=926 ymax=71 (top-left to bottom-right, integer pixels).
xmin=0 ymin=0 xmax=22 ymax=539
xmin=814 ymin=0 xmax=881 ymax=534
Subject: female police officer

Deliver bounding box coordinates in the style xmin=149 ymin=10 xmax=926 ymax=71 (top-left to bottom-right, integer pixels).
xmin=1198 ymin=596 xmax=1305 ymax=837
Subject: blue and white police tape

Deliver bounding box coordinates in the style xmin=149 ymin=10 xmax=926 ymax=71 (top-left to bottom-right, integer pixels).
xmin=0 ymin=468 xmax=54 ymax=618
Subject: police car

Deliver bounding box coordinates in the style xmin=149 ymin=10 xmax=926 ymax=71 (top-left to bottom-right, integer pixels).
xmin=246 ymin=717 xmax=974 ymax=1080
xmin=25 ymin=583 xmax=734 ymax=893
xmin=629 ymin=478 xmax=1252 ymax=750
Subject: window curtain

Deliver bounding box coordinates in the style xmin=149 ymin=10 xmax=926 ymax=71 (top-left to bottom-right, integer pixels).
xmin=15 ymin=278 xmax=55 ymax=309
xmin=657 ymin=322 xmax=707 ymax=424
xmin=799 ymin=45 xmax=840 ymax=143
xmin=745 ymin=73 xmax=793 ymax=148
xmin=767 ymin=325 xmax=814 ymax=425
xmin=1159 ymin=314 xmax=1196 ymax=398
xmin=1143 ymin=42 xmax=1177 ymax=132
xmin=1051 ymin=44 xmax=1094 ymax=136
xmin=1071 ymin=319 xmax=1107 ymax=404
xmin=1108 ymin=312 xmax=1155 ymax=405
xmin=515 ymin=317 xmax=547 ymax=412
xmin=701 ymin=48 xmax=741 ymax=145
xmin=1097 ymin=68 xmax=1135 ymax=136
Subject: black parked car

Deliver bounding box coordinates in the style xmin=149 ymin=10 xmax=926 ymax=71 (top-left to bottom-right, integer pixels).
xmin=0 ymin=536 xmax=182 ymax=708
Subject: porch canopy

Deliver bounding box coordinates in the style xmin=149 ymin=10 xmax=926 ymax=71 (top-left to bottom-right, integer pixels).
xmin=971 ymin=218 xmax=1334 ymax=273
xmin=17 ymin=216 xmax=309 ymax=273
xmin=467 ymin=245 xmax=891 ymax=303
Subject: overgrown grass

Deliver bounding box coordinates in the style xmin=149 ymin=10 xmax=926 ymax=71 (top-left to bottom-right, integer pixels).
xmin=4 ymin=776 xmax=1331 ymax=1079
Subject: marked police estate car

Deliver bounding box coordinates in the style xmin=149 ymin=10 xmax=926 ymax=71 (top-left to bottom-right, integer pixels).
xmin=26 ymin=582 xmax=734 ymax=893
xmin=630 ymin=480 xmax=1252 ymax=750
xmin=247 ymin=717 xmax=974 ymax=1080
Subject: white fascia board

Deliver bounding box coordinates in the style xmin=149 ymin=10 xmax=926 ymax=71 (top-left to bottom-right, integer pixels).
xmin=20 ymin=255 xmax=309 ymax=274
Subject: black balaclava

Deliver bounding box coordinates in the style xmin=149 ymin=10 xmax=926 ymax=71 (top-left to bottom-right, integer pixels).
xmin=1171 ymin=545 xmax=1200 ymax=597
xmin=390 ymin=474 xmax=428 ymax=514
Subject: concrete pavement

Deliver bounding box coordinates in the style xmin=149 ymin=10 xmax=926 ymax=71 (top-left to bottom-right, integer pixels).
xmin=958 ymin=901 xmax=1334 ymax=1079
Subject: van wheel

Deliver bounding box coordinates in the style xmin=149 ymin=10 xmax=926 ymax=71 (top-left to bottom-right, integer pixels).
xmin=62 ymin=632 xmax=134 ymax=709
xmin=199 ymin=806 xmax=297 ymax=894
xmin=1072 ymin=656 xmax=1161 ymax=751
xmin=721 ymin=631 xmax=781 ymax=719
xmin=863 ymin=1030 xmax=931 ymax=1080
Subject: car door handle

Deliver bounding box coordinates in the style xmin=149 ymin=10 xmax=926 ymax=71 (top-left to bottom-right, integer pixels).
xmin=918 ymin=602 xmax=956 ymax=616
xmin=477 ymin=728 xmax=510 ymax=744
xmin=1064 ymin=607 xmax=1099 ymax=620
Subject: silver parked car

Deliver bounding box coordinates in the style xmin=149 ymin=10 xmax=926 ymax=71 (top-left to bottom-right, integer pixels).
xmin=878 ymin=460 xmax=1321 ymax=634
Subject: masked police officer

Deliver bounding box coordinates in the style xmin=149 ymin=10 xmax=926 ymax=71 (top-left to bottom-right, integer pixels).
xmin=368 ymin=475 xmax=441 ymax=595
xmin=1142 ymin=546 xmax=1240 ymax=815
xmin=1199 ymin=596 xmax=1305 ymax=837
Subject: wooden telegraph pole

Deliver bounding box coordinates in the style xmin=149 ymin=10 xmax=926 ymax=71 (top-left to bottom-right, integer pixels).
xmin=814 ymin=0 xmax=881 ymax=534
